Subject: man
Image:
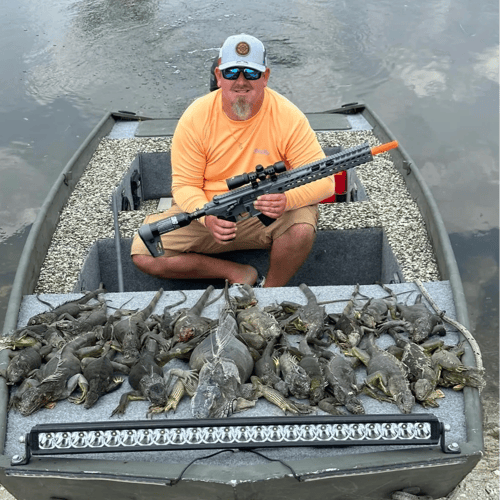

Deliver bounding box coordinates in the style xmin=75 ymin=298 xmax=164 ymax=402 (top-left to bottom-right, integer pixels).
xmin=131 ymin=33 xmax=335 ymax=287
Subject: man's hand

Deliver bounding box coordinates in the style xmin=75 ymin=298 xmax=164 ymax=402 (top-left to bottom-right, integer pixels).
xmin=205 ymin=215 xmax=237 ymax=244
xmin=253 ymin=193 xmax=287 ymax=219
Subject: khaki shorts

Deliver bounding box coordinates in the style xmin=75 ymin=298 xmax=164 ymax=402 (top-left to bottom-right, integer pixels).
xmin=130 ymin=203 xmax=319 ymax=257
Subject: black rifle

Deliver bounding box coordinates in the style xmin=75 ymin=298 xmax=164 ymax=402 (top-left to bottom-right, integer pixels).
xmin=138 ymin=141 xmax=398 ymax=256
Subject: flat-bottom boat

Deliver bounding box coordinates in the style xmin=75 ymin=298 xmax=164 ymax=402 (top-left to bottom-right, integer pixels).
xmin=1 ymin=103 xmax=483 ymax=500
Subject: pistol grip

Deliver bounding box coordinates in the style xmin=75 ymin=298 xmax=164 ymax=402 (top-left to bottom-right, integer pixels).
xmin=257 ymin=213 xmax=276 ymax=226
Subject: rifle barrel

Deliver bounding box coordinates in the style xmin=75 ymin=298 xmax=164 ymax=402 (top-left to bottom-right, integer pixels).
xmin=370 ymin=141 xmax=398 ymax=156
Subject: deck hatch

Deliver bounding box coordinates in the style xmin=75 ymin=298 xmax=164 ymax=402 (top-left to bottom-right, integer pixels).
xmin=14 ymin=414 xmax=453 ymax=466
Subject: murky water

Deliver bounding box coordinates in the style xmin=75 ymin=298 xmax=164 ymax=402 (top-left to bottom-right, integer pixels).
xmin=0 ymin=0 xmax=498 ymax=401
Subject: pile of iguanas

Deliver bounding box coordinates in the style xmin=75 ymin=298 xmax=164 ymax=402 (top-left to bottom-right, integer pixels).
xmin=1 ymin=281 xmax=484 ymax=419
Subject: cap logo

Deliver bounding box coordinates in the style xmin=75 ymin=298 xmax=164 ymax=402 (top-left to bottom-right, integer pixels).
xmin=235 ymin=42 xmax=250 ymax=56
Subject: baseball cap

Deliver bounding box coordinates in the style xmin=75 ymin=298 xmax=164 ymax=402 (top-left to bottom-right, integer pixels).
xmin=219 ymin=34 xmax=268 ymax=72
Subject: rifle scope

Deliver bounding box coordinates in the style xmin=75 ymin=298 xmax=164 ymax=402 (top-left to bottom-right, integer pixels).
xmin=226 ymin=161 xmax=287 ymax=190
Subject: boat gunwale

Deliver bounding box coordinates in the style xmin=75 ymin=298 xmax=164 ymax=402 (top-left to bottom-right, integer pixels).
xmin=0 ymin=111 xmax=116 ymax=454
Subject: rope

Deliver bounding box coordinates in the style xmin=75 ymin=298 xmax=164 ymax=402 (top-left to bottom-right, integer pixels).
xmin=414 ymin=279 xmax=484 ymax=374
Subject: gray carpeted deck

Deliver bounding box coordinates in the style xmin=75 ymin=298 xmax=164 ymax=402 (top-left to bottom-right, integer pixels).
xmin=5 ymin=281 xmax=465 ymax=467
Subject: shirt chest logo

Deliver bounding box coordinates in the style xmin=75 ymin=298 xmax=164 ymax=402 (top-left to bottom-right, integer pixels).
xmin=253 ymin=148 xmax=270 ymax=155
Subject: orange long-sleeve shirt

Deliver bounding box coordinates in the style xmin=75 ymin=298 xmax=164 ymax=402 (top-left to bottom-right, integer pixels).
xmin=171 ymin=88 xmax=335 ymax=219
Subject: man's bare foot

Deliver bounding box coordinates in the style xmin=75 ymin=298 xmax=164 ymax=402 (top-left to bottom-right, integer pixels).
xmin=229 ymin=265 xmax=258 ymax=286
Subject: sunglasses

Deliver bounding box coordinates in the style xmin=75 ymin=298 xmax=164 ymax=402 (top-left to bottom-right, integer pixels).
xmin=221 ymin=67 xmax=262 ymax=80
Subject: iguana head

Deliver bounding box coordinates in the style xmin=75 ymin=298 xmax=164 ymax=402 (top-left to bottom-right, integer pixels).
xmin=84 ymin=379 xmax=107 ymax=409
xmin=394 ymin=389 xmax=415 ymax=414
xmin=191 ymin=383 xmax=223 ymax=419
xmin=17 ymin=387 xmax=49 ymax=416
xmin=6 ymin=360 xmax=31 ymax=385
xmin=359 ymin=311 xmax=376 ymax=329
xmin=412 ymin=379 xmax=434 ymax=402
xmin=309 ymin=379 xmax=325 ymax=406
xmin=140 ymin=373 xmax=168 ymax=406
xmin=191 ymin=360 xmax=240 ymax=419
xmin=148 ymin=383 xmax=168 ymax=406
xmin=441 ymin=368 xmax=485 ymax=390
xmin=122 ymin=345 xmax=140 ymax=366
xmin=28 ymin=312 xmax=57 ymax=326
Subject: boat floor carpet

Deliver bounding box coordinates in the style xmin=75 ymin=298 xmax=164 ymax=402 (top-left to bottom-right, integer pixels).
xmin=7 ymin=282 xmax=465 ymax=467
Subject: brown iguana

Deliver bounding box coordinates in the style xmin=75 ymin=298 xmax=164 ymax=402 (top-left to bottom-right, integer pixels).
xmin=387 ymin=331 xmax=445 ymax=408
xmin=232 ymin=284 xmax=282 ymax=350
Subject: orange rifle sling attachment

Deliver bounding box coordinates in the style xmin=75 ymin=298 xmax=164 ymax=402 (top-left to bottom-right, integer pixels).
xmin=371 ymin=140 xmax=399 ymax=156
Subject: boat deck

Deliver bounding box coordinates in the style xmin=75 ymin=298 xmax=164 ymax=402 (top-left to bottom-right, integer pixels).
xmin=6 ymin=281 xmax=465 ymax=467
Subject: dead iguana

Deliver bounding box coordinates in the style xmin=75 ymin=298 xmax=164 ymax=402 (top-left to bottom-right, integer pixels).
xmin=0 ymin=344 xmax=43 ymax=385
xmin=432 ymin=343 xmax=485 ymax=391
xmin=27 ymin=284 xmax=106 ymax=326
xmin=110 ymin=288 xmax=163 ymax=366
xmin=395 ymin=293 xmax=446 ymax=343
xmin=254 ymin=336 xmax=288 ymax=396
xmin=251 ymin=376 xmax=314 ymax=415
xmin=297 ymin=337 xmax=327 ymax=405
xmin=387 ymin=331 xmax=445 ymax=408
xmin=190 ymin=282 xmax=256 ymax=419
xmin=280 ymin=284 xmax=329 ymax=347
xmin=169 ymin=285 xmax=219 ymax=346
xmin=9 ymin=332 xmax=97 ymax=416
xmin=321 ymin=351 xmax=365 ymax=414
xmin=351 ymin=332 xmax=415 ymax=413
xmin=147 ymin=368 xmax=198 ymax=416
xmin=111 ymin=337 xmax=169 ymax=417
xmin=278 ymin=350 xmax=311 ymax=400
xmin=77 ymin=343 xmax=128 ymax=409
xmin=54 ymin=299 xmax=109 ymax=337
xmin=332 ymin=285 xmax=376 ymax=348
xmin=232 ymin=284 xmax=282 ymax=351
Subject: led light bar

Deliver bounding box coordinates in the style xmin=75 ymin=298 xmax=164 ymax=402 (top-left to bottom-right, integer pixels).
xmin=13 ymin=414 xmax=456 ymax=466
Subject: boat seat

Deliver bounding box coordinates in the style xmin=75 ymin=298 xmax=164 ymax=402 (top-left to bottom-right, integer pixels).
xmin=76 ymin=228 xmax=403 ymax=293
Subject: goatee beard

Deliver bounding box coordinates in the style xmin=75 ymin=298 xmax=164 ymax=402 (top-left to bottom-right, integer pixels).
xmin=232 ymin=96 xmax=252 ymax=120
